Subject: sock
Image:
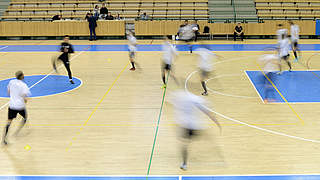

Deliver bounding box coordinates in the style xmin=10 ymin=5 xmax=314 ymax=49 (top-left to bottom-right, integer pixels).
xmin=182 ymin=146 xmax=188 ymax=165
xmin=201 ymin=81 xmax=207 ymax=93
xmin=293 ymin=51 xmax=298 ymax=59
xmin=4 ymin=122 xmax=11 ymax=140
xmin=287 ymin=61 xmax=292 ymax=70
xmin=162 ymin=75 xmax=166 ymax=84
xmin=131 ymin=62 xmax=135 ymax=68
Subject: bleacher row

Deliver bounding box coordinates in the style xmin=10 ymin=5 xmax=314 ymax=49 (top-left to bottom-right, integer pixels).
xmin=255 ymin=0 xmax=320 ymax=19
xmin=2 ymin=0 xmax=209 ymax=20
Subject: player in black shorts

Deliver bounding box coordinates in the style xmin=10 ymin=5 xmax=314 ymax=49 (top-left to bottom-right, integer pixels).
xmin=3 ymin=71 xmax=31 ymax=145
xmin=53 ymin=35 xmax=75 ymax=84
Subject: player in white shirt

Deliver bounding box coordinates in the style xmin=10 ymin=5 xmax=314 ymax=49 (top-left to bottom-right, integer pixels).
xmin=127 ymin=31 xmax=138 ymax=71
xmin=168 ymin=90 xmax=221 ymax=171
xmin=177 ymin=20 xmax=196 ymax=53
xmin=2 ymin=71 xmax=31 ymax=145
xmin=276 ymin=24 xmax=288 ymax=42
xmin=278 ymin=33 xmax=292 ymax=72
xmin=258 ymin=54 xmax=281 ymax=103
xmin=289 ymin=21 xmax=300 ymax=62
xmin=161 ymin=36 xmax=179 ymax=88
xmin=195 ymin=47 xmax=217 ymax=96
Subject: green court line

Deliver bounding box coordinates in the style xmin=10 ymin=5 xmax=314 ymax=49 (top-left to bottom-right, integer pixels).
xmin=146 ymin=72 xmax=170 ymax=176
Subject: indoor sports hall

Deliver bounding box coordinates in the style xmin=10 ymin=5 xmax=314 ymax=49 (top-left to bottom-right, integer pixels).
xmin=0 ymin=0 xmax=320 ymax=180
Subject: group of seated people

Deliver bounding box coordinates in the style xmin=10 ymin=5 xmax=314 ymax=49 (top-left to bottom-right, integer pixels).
xmin=51 ymin=2 xmax=121 ymax=21
xmin=92 ymin=3 xmax=122 ymax=20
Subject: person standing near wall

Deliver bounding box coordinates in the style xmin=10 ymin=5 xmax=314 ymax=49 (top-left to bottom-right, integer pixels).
xmin=88 ymin=13 xmax=97 ymax=41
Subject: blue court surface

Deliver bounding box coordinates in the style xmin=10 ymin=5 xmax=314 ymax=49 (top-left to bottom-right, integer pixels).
xmin=0 ymin=44 xmax=320 ymax=52
xmin=0 ymin=75 xmax=81 ymax=98
xmin=246 ymin=71 xmax=320 ymax=103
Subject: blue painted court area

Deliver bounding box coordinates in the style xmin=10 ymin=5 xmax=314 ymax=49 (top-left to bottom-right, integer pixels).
xmin=183 ymin=175 xmax=320 ymax=180
xmin=0 ymin=75 xmax=81 ymax=98
xmin=0 ymin=176 xmax=178 ymax=180
xmin=0 ymin=44 xmax=320 ymax=52
xmin=246 ymin=71 xmax=320 ymax=103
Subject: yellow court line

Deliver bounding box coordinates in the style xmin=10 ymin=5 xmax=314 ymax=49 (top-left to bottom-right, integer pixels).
xmin=66 ymin=62 xmax=130 ymax=151
xmin=257 ymin=64 xmax=305 ymax=125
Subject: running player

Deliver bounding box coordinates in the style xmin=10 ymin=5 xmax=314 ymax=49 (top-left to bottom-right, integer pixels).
xmin=289 ymin=21 xmax=300 ymax=62
xmin=177 ymin=20 xmax=196 ymax=53
xmin=195 ymin=47 xmax=218 ymax=96
xmin=2 ymin=71 xmax=31 ymax=145
xmin=161 ymin=36 xmax=178 ymax=88
xmin=258 ymin=54 xmax=281 ymax=103
xmin=53 ymin=35 xmax=75 ymax=84
xmin=278 ymin=33 xmax=292 ymax=72
xmin=276 ymin=24 xmax=288 ymax=42
xmin=127 ymin=31 xmax=137 ymax=71
xmin=168 ymin=90 xmax=221 ymax=171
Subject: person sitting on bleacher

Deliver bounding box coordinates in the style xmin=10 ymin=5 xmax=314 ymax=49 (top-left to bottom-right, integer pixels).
xmin=234 ymin=23 xmax=244 ymax=41
xmin=139 ymin=12 xmax=150 ymax=20
xmin=93 ymin=5 xmax=100 ymax=19
xmin=115 ymin=13 xmax=122 ymax=20
xmin=52 ymin=15 xmax=62 ymax=21
xmin=100 ymin=3 xmax=108 ymax=19
xmin=105 ymin=12 xmax=114 ymax=20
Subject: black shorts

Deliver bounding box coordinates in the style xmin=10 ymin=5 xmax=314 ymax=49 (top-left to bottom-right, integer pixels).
xmin=182 ymin=39 xmax=193 ymax=43
xmin=8 ymin=108 xmax=26 ymax=120
xmin=162 ymin=63 xmax=171 ymax=71
xmin=58 ymin=53 xmax=69 ymax=62
xmin=201 ymin=70 xmax=210 ymax=78
xmin=129 ymin=51 xmax=135 ymax=59
xmin=182 ymin=128 xmax=198 ymax=139
xmin=292 ymin=41 xmax=298 ymax=49
xmin=281 ymin=54 xmax=290 ymax=61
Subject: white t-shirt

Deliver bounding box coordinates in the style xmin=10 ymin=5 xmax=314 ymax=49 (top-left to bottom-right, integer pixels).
xmin=127 ymin=35 xmax=137 ymax=52
xmin=277 ymin=28 xmax=288 ymax=42
xmin=196 ymin=48 xmax=216 ymax=72
xmin=258 ymin=54 xmax=279 ymax=72
xmin=178 ymin=25 xmax=195 ymax=40
xmin=169 ymin=91 xmax=207 ymax=130
xmin=162 ymin=41 xmax=177 ymax=65
xmin=290 ymin=24 xmax=300 ymax=42
xmin=278 ymin=38 xmax=290 ymax=57
xmin=8 ymin=79 xmax=31 ymax=110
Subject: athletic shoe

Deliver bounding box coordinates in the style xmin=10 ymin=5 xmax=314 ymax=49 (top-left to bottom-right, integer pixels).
xmin=130 ymin=67 xmax=136 ymax=71
xmin=180 ymin=164 xmax=187 ymax=171
xmin=202 ymin=92 xmax=208 ymax=96
xmin=70 ymin=80 xmax=75 ymax=84
xmin=293 ymin=58 xmax=299 ymax=63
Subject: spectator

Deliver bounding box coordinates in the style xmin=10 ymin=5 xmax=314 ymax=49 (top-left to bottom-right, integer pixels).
xmin=192 ymin=20 xmax=200 ymax=41
xmin=100 ymin=3 xmax=108 ymax=19
xmin=181 ymin=20 xmax=188 ymax=27
xmin=115 ymin=13 xmax=122 ymax=20
xmin=52 ymin=14 xmax=62 ymax=21
xmin=105 ymin=12 xmax=114 ymax=20
xmin=87 ymin=13 xmax=97 ymax=41
xmin=85 ymin=12 xmax=91 ymax=20
xmin=139 ymin=12 xmax=149 ymax=20
xmin=234 ymin=23 xmax=244 ymax=41
xmin=93 ymin=5 xmax=100 ymax=18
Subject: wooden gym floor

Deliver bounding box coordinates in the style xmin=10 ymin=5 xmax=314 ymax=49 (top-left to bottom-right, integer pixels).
xmin=0 ymin=39 xmax=319 ymax=175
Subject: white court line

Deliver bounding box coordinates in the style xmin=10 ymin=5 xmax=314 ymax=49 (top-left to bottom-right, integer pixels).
xmin=205 ymin=74 xmax=257 ymax=99
xmin=185 ymin=68 xmax=320 ymax=144
xmin=0 ymin=50 xmax=86 ymax=111
xmin=0 ymin=46 xmax=8 ymax=51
